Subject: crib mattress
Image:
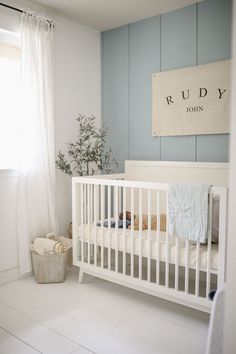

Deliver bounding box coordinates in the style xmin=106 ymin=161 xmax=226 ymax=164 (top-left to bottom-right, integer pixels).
xmin=77 ymin=224 xmax=218 ymax=271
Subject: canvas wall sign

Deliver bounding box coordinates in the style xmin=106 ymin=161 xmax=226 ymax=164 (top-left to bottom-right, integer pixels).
xmin=152 ymin=60 xmax=231 ymax=136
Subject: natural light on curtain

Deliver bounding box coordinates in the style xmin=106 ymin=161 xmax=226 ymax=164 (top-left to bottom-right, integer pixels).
xmin=0 ymin=43 xmax=21 ymax=169
xmin=17 ymin=11 xmax=57 ymax=274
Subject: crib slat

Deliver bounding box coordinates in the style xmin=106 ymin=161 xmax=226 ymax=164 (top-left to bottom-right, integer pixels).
xmin=195 ymin=241 xmax=200 ymax=297
xmin=147 ymin=189 xmax=151 ymax=283
xmin=175 ymin=237 xmax=179 ymax=291
xmin=131 ymin=188 xmax=134 ymax=278
xmin=165 ymin=190 xmax=169 ymax=287
xmin=123 ymin=187 xmax=127 ymax=275
xmin=90 ymin=184 xmax=93 ymax=224
xmin=185 ymin=239 xmax=189 ymax=294
xmin=139 ymin=188 xmax=143 ymax=281
xmin=218 ymin=189 xmax=227 ymax=288
xmin=119 ymin=185 xmax=122 ymax=214
xmin=156 ymin=190 xmax=160 ymax=285
xmin=88 ymin=184 xmax=91 ymax=264
xmin=108 ymin=185 xmax=111 ymax=271
xmin=101 ymin=184 xmax=105 ymax=269
xmin=115 ymin=186 xmax=119 ymax=273
xmin=206 ymin=192 xmax=213 ymax=297
xmin=81 ymin=183 xmax=84 ymax=263
xmin=91 ymin=185 xmax=94 ymax=263
xmin=94 ymin=184 xmax=98 ymax=267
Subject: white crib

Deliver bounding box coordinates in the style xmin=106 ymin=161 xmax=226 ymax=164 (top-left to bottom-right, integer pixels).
xmin=72 ymin=161 xmax=228 ymax=313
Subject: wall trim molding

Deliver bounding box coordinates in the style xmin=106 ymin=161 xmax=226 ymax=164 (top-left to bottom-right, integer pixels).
xmin=0 ymin=169 xmax=18 ymax=178
xmin=102 ymin=1 xmax=231 ymax=164
xmin=125 ymin=160 xmax=229 ymax=170
xmin=0 ymin=267 xmax=31 ymax=286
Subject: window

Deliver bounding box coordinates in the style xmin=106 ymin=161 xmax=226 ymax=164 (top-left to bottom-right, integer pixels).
xmin=0 ymin=30 xmax=21 ymax=169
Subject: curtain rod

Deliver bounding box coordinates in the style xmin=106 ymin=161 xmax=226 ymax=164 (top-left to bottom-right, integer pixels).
xmin=0 ymin=2 xmax=23 ymax=13
xmin=0 ymin=2 xmax=54 ymax=26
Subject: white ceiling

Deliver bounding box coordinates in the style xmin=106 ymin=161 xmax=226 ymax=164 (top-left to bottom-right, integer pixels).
xmin=28 ymin=0 xmax=202 ymax=31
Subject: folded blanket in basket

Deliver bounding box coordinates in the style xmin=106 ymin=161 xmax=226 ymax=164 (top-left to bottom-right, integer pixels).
xmin=32 ymin=237 xmax=66 ymax=255
xmin=168 ymin=183 xmax=209 ymax=243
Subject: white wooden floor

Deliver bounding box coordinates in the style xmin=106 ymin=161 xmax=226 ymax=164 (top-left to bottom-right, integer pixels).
xmin=0 ymin=267 xmax=209 ymax=354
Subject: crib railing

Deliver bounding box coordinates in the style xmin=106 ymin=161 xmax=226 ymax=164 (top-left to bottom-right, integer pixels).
xmin=72 ymin=174 xmax=227 ymax=312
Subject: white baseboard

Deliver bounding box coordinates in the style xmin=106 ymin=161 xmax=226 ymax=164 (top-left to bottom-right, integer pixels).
xmin=0 ymin=267 xmax=32 ymax=286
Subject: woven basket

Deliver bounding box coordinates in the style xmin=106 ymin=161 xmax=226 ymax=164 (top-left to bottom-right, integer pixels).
xmin=31 ymin=250 xmax=67 ymax=284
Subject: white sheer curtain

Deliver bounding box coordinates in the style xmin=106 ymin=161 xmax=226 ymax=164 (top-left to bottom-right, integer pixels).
xmin=17 ymin=12 xmax=57 ymax=274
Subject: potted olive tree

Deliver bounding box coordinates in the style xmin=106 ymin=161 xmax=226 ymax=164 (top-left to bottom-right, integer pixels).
xmin=56 ymin=114 xmax=118 ymax=239
xmin=56 ymin=114 xmax=118 ymax=176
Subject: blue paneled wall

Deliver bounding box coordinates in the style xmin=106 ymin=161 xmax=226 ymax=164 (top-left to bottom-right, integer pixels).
xmin=101 ymin=0 xmax=232 ymax=171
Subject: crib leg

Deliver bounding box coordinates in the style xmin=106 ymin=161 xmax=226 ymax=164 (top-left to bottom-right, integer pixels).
xmin=78 ymin=269 xmax=84 ymax=283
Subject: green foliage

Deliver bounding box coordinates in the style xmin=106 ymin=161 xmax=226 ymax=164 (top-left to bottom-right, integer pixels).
xmin=55 ymin=114 xmax=118 ymax=176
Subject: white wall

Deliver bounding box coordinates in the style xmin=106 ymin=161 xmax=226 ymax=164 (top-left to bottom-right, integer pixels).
xmin=224 ymin=1 xmax=236 ymax=352
xmin=0 ymin=171 xmax=18 ymax=272
xmin=54 ymin=15 xmax=101 ymax=235
xmin=0 ymin=2 xmax=101 ymax=282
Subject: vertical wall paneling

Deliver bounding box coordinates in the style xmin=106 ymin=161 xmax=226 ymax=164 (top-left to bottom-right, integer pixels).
xmin=196 ymin=0 xmax=232 ymax=162
xmin=102 ymin=0 xmax=232 ymax=167
xmin=160 ymin=5 xmax=197 ymax=161
xmin=161 ymin=136 xmax=196 ymax=162
xmin=161 ymin=5 xmax=197 ymax=71
xmin=198 ymin=0 xmax=232 ymax=64
xmin=129 ymin=17 xmax=161 ymax=160
xmin=102 ymin=26 xmax=129 ymax=171
xmin=196 ymin=134 xmax=229 ymax=162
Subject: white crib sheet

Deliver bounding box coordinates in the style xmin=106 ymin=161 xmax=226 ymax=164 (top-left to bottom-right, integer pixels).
xmin=78 ymin=224 xmax=218 ymax=271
